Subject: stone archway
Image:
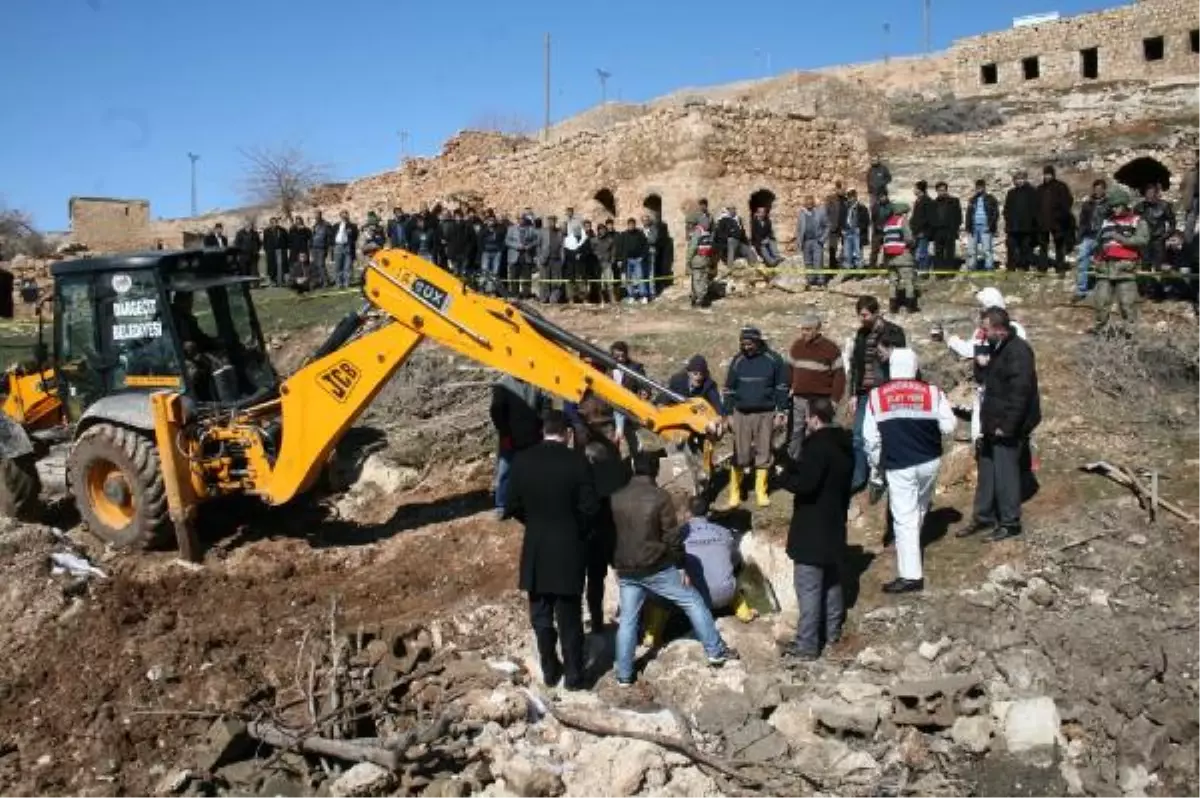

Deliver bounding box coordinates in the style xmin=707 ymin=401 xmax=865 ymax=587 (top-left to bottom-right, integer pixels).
xmin=1114 ymin=156 xmax=1172 ymax=192
xmin=592 ymin=188 xmax=617 ymax=218
xmin=749 ymin=188 xmax=776 ymax=212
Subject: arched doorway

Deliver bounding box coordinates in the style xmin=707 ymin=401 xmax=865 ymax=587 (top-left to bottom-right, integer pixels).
xmin=749 ymin=188 xmax=776 ymax=212
xmin=593 ymin=188 xmax=617 ymax=217
xmin=1114 ymin=156 xmax=1172 ymax=193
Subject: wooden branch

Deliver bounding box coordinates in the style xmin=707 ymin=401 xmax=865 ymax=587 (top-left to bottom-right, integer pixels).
xmin=247 ymin=720 xmax=400 ymax=770
xmin=1080 ymin=461 xmax=1198 ymax=524
xmin=548 ymin=702 xmax=752 ymax=785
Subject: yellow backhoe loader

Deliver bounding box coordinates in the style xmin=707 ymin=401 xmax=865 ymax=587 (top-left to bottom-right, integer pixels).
xmin=0 ymin=247 xmax=720 ymax=559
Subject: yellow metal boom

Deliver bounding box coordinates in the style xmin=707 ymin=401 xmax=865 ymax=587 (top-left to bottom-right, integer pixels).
xmin=153 ymin=248 xmax=721 ymax=520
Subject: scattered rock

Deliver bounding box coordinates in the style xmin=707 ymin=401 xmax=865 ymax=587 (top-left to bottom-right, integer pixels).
xmin=422 ymin=777 xmax=470 ymax=797
xmin=812 ymin=697 xmax=880 ymax=736
xmin=768 ymin=702 xmax=817 ymax=745
xmin=1118 ymin=714 xmax=1169 ymax=772
xmin=836 ymin=682 xmax=884 ymax=704
xmin=725 ymin=719 xmax=790 ymax=762
xmin=1126 ymin=533 xmax=1148 ymax=547
xmin=1002 ymin=696 xmax=1061 ymax=765
xmin=951 ymin=715 xmax=994 ymax=754
xmin=856 ymin=646 xmax=900 ymax=672
xmin=890 ymin=675 xmax=984 ymax=728
xmin=1022 ymin=577 xmax=1056 ymax=608
xmin=988 ymin=564 xmax=1027 ymax=588
xmin=918 ymin=637 xmax=951 ymax=661
xmin=792 ymin=737 xmax=880 ymax=785
xmin=463 ymin=686 xmax=528 ymax=726
xmin=330 ymin=763 xmax=396 ymax=798
xmin=1061 ymin=762 xmax=1086 ymax=796
xmin=1089 ymin=589 xmax=1111 ymax=608
xmin=155 ymin=769 xmax=194 ymax=796
xmin=963 ymin=585 xmax=1000 ymax=609
xmin=501 ymin=753 xmax=566 ymax=796
xmin=1118 ymin=764 xmax=1150 ymax=796
xmin=692 ymin=689 xmax=755 ymax=734
xmin=195 ymin=717 xmax=251 ymax=773
xmin=564 ymin=738 xmax=659 ymax=796
xmin=216 ymin=759 xmax=264 ymax=791
xmin=258 ymin=775 xmax=306 ymax=797
xmin=743 ymin=672 xmax=783 ymax=713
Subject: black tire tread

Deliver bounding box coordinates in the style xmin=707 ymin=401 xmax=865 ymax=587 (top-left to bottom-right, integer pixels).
xmin=68 ymin=423 xmax=169 ymax=550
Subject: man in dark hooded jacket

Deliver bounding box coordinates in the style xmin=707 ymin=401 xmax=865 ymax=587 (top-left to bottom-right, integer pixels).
xmin=778 ymin=398 xmax=853 ymax=660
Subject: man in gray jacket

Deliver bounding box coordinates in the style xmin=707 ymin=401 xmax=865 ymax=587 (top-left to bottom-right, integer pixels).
xmin=505 ymin=216 xmax=539 ymax=299
xmin=796 ymin=196 xmax=829 ymax=287
xmin=538 ymin=216 xmax=566 ymax=303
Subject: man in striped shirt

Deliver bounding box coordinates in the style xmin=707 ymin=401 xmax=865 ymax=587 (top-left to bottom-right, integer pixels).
xmin=785 ymin=313 xmax=846 ymax=461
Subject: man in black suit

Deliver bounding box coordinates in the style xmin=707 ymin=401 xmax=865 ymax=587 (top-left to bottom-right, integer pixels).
xmin=202 ymin=223 xmax=228 ymax=249
xmin=505 ymin=409 xmax=599 ymax=689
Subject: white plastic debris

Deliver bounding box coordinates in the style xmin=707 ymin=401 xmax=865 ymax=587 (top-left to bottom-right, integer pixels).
xmin=49 ymin=551 xmax=107 ymax=580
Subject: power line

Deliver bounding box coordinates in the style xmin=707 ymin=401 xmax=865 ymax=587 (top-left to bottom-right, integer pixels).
xmin=923 ymin=0 xmax=932 ymax=53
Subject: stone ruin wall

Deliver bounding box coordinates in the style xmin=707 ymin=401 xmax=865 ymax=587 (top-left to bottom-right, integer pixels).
xmin=823 ymin=0 xmax=1198 ymax=96
xmin=68 ymin=197 xmax=152 ymax=251
xmin=348 ymin=104 xmax=867 ymax=255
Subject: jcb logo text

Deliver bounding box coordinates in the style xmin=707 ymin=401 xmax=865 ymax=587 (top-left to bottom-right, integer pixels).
xmin=318 ymin=361 xmax=362 ymax=403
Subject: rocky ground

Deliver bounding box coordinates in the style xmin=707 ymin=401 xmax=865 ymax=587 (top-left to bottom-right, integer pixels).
xmin=0 ymin=273 xmax=1197 ymax=797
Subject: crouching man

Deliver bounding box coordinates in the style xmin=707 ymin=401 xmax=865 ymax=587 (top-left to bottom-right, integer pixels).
xmin=611 ymin=452 xmax=739 ymax=686
xmin=863 ymin=348 xmax=956 ymax=594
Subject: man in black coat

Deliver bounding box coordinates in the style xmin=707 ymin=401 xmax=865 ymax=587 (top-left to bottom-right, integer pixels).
xmin=505 ymin=410 xmax=598 ymax=689
xmin=581 ymin=434 xmax=631 ymax=633
xmin=1003 ymin=170 xmax=1038 ymax=270
xmin=930 ymin=182 xmax=963 ymax=270
xmin=910 ymin=181 xmax=934 ymax=271
xmin=777 ymin=398 xmax=853 ymax=660
xmin=287 ymin=216 xmax=313 ymax=291
xmin=232 ymin=220 xmax=261 ymax=278
xmin=263 ymin=217 xmax=290 ymax=286
xmin=202 ymin=223 xmax=229 ymax=250
xmin=1036 ymin=165 xmax=1074 ymax=274
xmin=489 ymin=375 xmax=548 ymax=518
xmin=963 ymin=307 xmax=1041 ymax=543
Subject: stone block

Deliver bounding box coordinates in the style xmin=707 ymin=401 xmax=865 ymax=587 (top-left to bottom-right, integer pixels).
xmin=889 ymin=675 xmax=985 ymax=728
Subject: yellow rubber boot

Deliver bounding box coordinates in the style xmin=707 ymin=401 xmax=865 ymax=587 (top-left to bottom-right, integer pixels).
xmin=755 ymin=468 xmax=771 ymax=507
xmin=642 ymin=603 xmax=671 ymax=647
xmin=722 ymin=468 xmax=743 ymax=510
xmin=732 ymin=590 xmax=758 ymax=622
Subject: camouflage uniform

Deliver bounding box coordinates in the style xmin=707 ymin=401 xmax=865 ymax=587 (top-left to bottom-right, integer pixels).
xmin=1094 ymin=187 xmax=1150 ymax=335
xmin=881 ymin=200 xmax=918 ymax=313
xmin=687 ymin=227 xmax=718 ymax=306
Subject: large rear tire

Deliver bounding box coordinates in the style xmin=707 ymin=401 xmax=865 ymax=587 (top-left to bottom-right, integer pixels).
xmin=0 ymin=454 xmax=42 ymax=522
xmin=67 ymin=423 xmax=169 ymax=550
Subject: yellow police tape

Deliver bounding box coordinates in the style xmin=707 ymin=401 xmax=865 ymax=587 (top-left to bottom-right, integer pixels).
xmin=472 ymin=264 xmax=1198 ymax=286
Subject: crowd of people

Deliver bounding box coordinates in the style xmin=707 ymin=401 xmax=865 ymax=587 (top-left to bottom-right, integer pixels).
xmin=490 ymin=288 xmax=1042 ymax=685
xmin=198 ymin=156 xmax=1198 ymax=322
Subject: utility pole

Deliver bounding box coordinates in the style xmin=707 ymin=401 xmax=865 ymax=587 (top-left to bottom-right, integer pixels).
xmin=397 ymin=130 xmax=409 ymax=165
xmin=543 ymin=33 xmax=551 ymax=142
xmin=883 ymin=21 xmax=891 ymax=63
xmin=923 ymin=0 xmax=931 ymax=53
xmin=187 ymin=152 xmax=199 ymax=216
xmin=596 ymin=68 xmax=611 ymax=106
xmin=754 ymin=49 xmax=772 ymax=76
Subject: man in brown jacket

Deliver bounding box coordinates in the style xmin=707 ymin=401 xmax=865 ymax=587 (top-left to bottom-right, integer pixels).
xmin=610 ymin=452 xmax=738 ymax=686
xmin=785 ymin=313 xmax=847 ymax=461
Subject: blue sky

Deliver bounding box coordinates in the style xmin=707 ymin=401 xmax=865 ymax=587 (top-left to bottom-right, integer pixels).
xmin=2 ymin=0 xmax=1123 ymax=230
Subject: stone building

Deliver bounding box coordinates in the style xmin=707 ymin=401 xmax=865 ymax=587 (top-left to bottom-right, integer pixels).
xmin=68 ymin=196 xmax=151 ymax=251
xmin=823 ymin=0 xmax=1198 ymax=96
xmin=953 ymin=0 xmax=1198 ymax=95
xmin=343 ymin=103 xmax=868 ymax=253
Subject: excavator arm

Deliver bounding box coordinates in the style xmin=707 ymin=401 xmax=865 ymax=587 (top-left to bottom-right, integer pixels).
xmin=154 ymin=248 xmax=721 ymax=514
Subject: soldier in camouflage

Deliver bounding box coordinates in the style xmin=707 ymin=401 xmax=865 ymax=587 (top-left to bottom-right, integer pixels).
xmin=687 ymin=219 xmax=718 ymax=307
xmin=880 ymin=200 xmax=919 ymax=314
xmin=1093 ymin=187 xmax=1150 ymax=338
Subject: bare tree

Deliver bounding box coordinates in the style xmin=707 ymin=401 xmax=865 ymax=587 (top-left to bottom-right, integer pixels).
xmin=464 ymin=111 xmax=537 ymax=137
xmin=239 ymin=145 xmax=330 ymax=217
xmin=0 ymin=199 xmax=50 ymax=260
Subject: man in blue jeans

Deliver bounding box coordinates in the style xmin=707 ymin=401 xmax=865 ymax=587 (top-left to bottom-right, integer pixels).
xmin=966 ymin=179 xmax=999 ymax=271
xmin=610 ymin=452 xmax=738 ymax=686
xmin=616 ymin=217 xmax=651 ymax=303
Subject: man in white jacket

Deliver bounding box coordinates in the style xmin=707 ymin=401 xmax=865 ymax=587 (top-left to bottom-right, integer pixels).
xmin=863 ymin=348 xmax=957 ymax=594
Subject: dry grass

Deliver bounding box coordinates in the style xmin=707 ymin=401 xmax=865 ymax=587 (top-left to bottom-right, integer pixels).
xmin=1075 ymin=333 xmax=1199 ymax=429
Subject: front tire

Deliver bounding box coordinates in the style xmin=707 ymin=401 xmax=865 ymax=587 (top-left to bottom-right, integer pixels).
xmin=0 ymin=454 xmax=42 ymax=522
xmin=68 ymin=424 xmax=169 ymax=550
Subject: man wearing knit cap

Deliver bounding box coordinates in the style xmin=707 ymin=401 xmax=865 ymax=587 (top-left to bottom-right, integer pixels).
xmin=785 ymin=312 xmax=846 ymax=461
xmin=722 ymin=327 xmax=790 ymax=509
xmin=863 ymin=348 xmax=956 ymax=594
xmin=1092 ymin=186 xmax=1149 ymax=337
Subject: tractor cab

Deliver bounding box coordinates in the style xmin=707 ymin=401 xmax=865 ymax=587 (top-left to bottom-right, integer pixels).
xmin=50 ymin=248 xmax=277 ymax=419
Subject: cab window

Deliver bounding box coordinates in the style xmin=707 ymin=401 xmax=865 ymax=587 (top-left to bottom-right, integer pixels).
xmin=98 ymin=271 xmax=181 ymax=391
xmin=55 ymin=276 xmax=103 ymax=415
